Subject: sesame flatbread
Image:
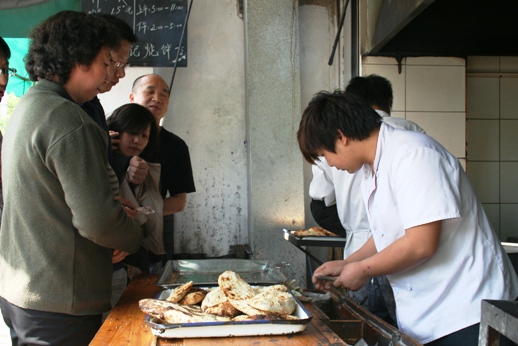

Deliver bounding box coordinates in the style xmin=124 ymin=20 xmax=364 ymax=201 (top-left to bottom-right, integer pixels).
xmin=166 ymin=281 xmax=193 ymax=303
xmin=253 ymin=284 xmax=288 ymax=295
xmin=218 ymin=270 xmax=254 ymax=300
xmin=228 ymin=298 xmax=265 ymax=316
xmin=247 ymin=290 xmax=297 ymax=315
xmin=178 ymin=288 xmax=208 ymax=305
xmin=201 ymin=287 xmax=227 ymax=308
xmin=139 ymin=298 xmax=230 ymax=323
xmin=201 ymin=287 xmax=240 ymax=317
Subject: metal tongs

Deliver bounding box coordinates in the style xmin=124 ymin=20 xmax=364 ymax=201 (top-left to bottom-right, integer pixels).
xmin=316 ymin=275 xmax=337 ymax=282
xmin=316 ymin=275 xmax=350 ymax=295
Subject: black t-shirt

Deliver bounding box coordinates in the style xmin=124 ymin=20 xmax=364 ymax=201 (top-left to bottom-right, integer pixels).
xmin=158 ymin=127 xmax=195 ymax=197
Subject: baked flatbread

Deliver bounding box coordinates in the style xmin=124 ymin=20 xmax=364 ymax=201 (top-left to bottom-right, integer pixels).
xmin=178 ymin=288 xmax=207 ymax=305
xmin=201 ymin=287 xmax=227 ymax=308
xmin=228 ymin=298 xmax=264 ymax=316
xmin=141 ymin=271 xmax=300 ymax=323
xmin=247 ymin=290 xmax=297 ymax=315
xmin=139 ymin=298 xmax=230 ymax=323
xmin=292 ymin=226 xmax=337 ymax=237
xmin=253 ymin=284 xmax=288 ymax=295
xmin=201 ymin=287 xmax=240 ymax=317
xmin=166 ymin=281 xmax=193 ymax=303
xmin=218 ymin=270 xmax=254 ymax=300
xmin=204 ymin=300 xmax=240 ymax=317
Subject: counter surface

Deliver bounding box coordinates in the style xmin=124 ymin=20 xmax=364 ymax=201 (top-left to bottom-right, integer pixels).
xmin=90 ymin=273 xmax=347 ymax=346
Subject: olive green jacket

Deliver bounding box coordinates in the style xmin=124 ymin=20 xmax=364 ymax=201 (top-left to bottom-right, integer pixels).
xmin=0 ymin=79 xmax=143 ymax=315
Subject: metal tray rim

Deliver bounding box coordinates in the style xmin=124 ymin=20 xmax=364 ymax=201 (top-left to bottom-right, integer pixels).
xmin=144 ymin=288 xmax=313 ymax=335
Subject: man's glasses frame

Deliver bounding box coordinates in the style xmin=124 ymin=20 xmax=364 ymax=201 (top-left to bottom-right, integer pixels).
xmin=114 ymin=61 xmax=130 ymax=70
xmin=109 ymin=57 xmax=130 ymax=70
xmin=0 ymin=67 xmax=17 ymax=77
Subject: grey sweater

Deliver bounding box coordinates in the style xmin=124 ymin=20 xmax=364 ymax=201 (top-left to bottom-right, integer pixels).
xmin=0 ymin=80 xmax=143 ymax=315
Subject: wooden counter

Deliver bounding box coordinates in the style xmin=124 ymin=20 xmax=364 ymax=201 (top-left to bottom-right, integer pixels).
xmin=90 ymin=274 xmax=348 ymax=346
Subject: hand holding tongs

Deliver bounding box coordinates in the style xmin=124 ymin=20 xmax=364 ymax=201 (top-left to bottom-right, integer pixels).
xmin=316 ymin=275 xmax=337 ymax=282
xmin=316 ymin=275 xmax=350 ymax=295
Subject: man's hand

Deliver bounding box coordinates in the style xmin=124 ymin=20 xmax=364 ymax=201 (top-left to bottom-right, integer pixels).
xmin=112 ymin=249 xmax=129 ymax=264
xmin=115 ymin=196 xmax=137 ymax=219
xmin=312 ymin=260 xmax=346 ymax=290
xmin=109 ymin=130 xmax=120 ymax=151
xmin=313 ymin=260 xmax=370 ymax=291
xmin=334 ymin=261 xmax=371 ymax=291
xmin=127 ymin=156 xmax=148 ymax=185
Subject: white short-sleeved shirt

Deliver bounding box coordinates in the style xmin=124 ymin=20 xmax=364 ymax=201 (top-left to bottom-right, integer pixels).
xmin=309 ymin=111 xmax=425 ymax=257
xmin=361 ymin=123 xmax=518 ymax=343
xmin=310 ymin=159 xmax=369 ymax=257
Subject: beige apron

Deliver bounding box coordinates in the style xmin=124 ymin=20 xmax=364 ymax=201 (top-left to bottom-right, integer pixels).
xmin=119 ymin=163 xmax=165 ymax=255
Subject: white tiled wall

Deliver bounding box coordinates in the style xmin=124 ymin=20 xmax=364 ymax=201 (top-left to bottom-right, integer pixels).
xmin=362 ymin=56 xmax=466 ymax=161
xmin=466 ymin=56 xmax=518 ymax=241
xmin=363 ymin=55 xmax=518 ymax=241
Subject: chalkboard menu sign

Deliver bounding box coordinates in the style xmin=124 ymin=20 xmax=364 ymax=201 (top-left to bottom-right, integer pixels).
xmin=82 ymin=0 xmax=188 ymax=67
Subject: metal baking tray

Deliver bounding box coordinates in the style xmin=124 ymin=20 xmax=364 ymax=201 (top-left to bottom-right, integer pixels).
xmin=156 ymin=259 xmax=288 ymax=288
xmin=145 ymin=288 xmax=312 ymax=339
xmin=283 ymin=228 xmax=347 ymax=247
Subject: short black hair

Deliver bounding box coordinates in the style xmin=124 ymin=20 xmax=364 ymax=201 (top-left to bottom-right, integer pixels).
xmin=345 ymin=74 xmax=393 ymax=113
xmin=0 ymin=36 xmax=11 ymax=60
xmin=297 ymin=90 xmax=381 ymax=164
xmin=107 ymin=103 xmax=159 ymax=162
xmin=25 ymin=10 xmax=120 ymax=83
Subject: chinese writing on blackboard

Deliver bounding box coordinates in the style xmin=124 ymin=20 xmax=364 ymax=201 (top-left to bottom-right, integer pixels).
xmin=83 ymin=0 xmax=188 ymax=67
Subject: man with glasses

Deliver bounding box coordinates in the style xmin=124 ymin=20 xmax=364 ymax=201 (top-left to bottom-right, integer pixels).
xmin=0 ymin=36 xmax=14 ymax=103
xmin=81 ymin=14 xmax=142 ymax=181
xmin=0 ymin=36 xmax=13 ymax=223
xmin=79 ymin=14 xmax=145 ymax=318
xmin=81 ymin=13 xmax=154 ymax=319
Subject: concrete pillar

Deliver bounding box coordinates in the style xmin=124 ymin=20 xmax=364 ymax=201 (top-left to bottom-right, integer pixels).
xmin=244 ymin=0 xmax=306 ymax=285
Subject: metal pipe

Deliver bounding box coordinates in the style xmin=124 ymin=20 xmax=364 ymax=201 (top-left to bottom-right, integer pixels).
xmin=351 ymin=0 xmax=359 ymax=78
xmin=169 ymin=0 xmax=194 ymax=95
xmin=328 ymin=0 xmax=350 ymax=66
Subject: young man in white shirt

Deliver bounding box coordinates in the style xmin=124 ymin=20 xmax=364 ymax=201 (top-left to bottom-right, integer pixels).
xmin=309 ymin=75 xmax=424 ymax=326
xmin=298 ymin=90 xmax=518 ymax=345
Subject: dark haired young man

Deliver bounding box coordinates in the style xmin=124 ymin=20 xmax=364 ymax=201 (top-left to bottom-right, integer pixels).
xmin=299 ymin=90 xmax=518 ymax=345
xmin=308 ymin=75 xmax=424 ymax=326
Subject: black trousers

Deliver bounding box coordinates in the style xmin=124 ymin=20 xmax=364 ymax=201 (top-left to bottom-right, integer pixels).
xmin=0 ymin=296 xmax=101 ymax=346
xmin=425 ymin=323 xmax=480 ymax=346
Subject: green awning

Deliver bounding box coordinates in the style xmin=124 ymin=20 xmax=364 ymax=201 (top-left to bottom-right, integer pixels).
xmin=1 ymin=0 xmax=81 ymax=97
xmin=5 ymin=38 xmax=32 ymax=98
xmin=0 ymin=0 xmax=80 ymax=38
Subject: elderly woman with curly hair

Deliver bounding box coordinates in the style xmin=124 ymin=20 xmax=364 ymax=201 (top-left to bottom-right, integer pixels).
xmin=0 ymin=11 xmax=143 ymax=346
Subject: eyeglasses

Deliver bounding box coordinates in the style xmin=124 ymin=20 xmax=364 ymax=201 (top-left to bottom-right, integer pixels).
xmin=114 ymin=61 xmax=130 ymax=70
xmin=110 ymin=57 xmax=130 ymax=70
xmin=0 ymin=67 xmax=17 ymax=77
